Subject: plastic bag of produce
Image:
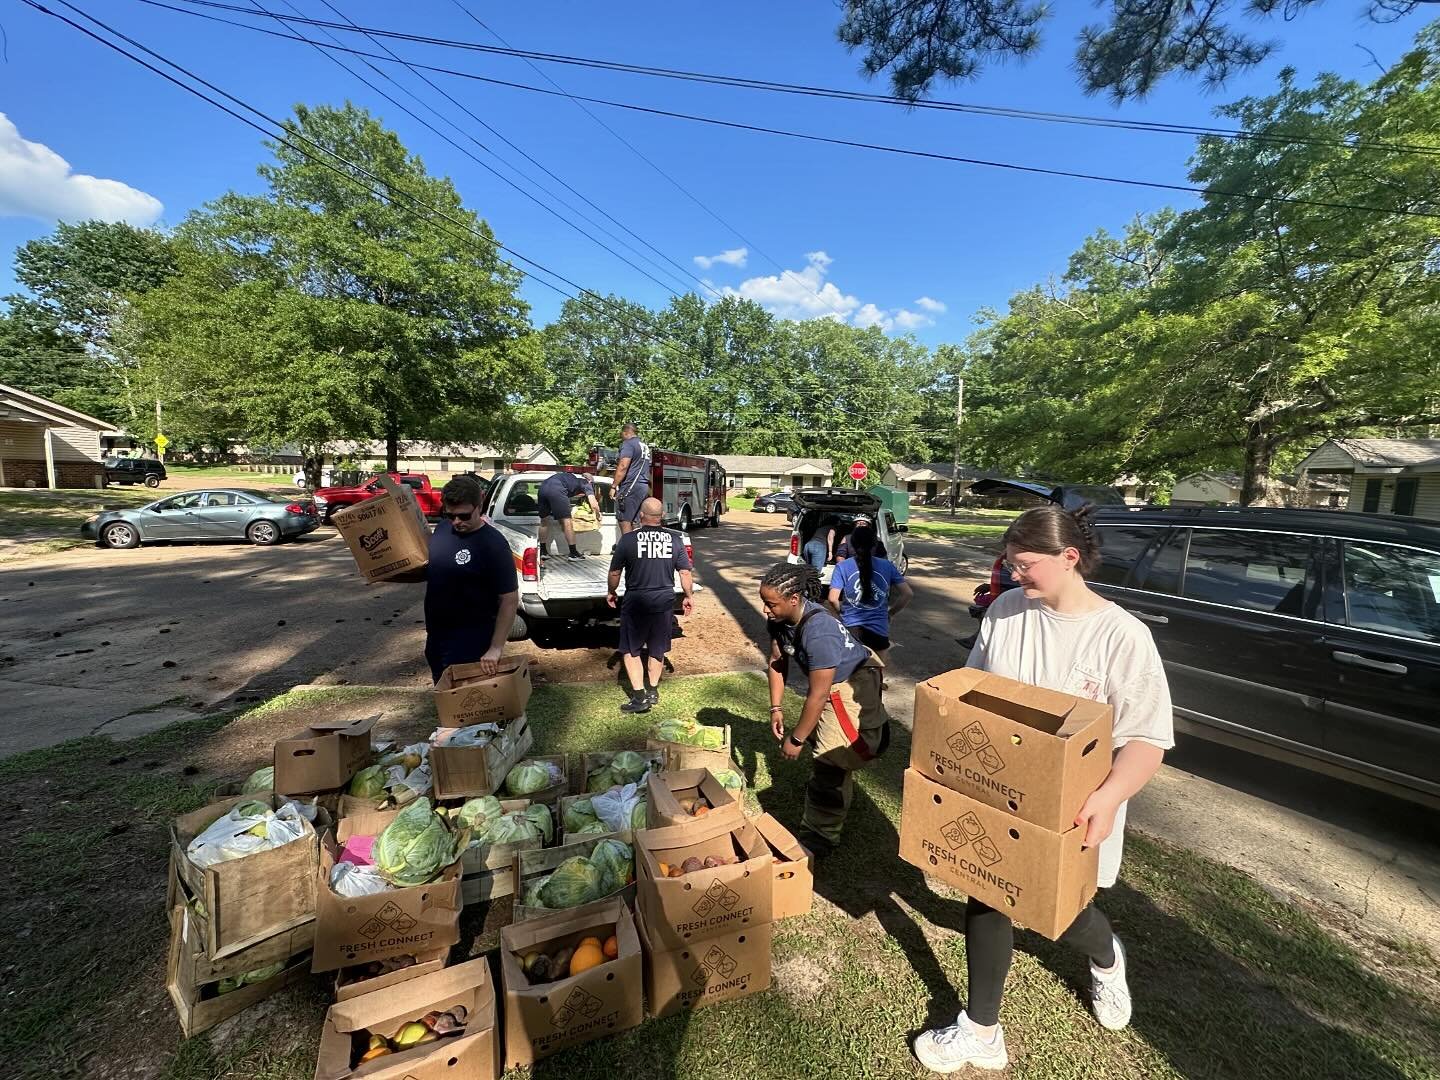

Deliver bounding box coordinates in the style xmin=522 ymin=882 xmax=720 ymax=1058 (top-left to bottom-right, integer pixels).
xmin=329 ymin=859 xmax=392 ymax=897
xmin=590 ymin=838 xmax=634 ymax=890
xmin=432 ymin=723 xmax=500 ymax=748
xmin=389 ymin=762 xmax=432 ymax=806
xmin=240 ymin=766 xmax=273 ymax=794
xmin=505 ymin=759 xmax=563 ymax=797
xmin=524 ymin=803 xmax=554 ymax=845
xmin=373 ymin=799 xmax=458 ymax=887
xmin=185 ymin=800 xmax=308 ymax=868
xmin=592 ymin=782 xmax=642 ymax=833
xmin=563 ymin=798 xmax=598 ymax=835
xmin=537 ymin=856 xmax=605 ymax=909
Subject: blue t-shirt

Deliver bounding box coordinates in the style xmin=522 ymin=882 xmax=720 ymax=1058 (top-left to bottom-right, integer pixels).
xmin=831 ymin=557 xmax=905 ymax=634
xmin=618 ymin=436 xmax=651 ymax=495
xmin=609 ymin=525 xmax=692 ymax=596
xmin=424 ymin=521 xmax=518 ymax=632
xmin=768 ymin=600 xmax=866 ymax=683
xmin=540 ymin=472 xmax=594 ymax=499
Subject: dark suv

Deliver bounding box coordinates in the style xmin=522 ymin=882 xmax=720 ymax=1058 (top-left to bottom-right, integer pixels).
xmin=1087 ymin=506 xmax=1439 ymax=805
xmin=102 ymin=457 xmax=167 ymax=488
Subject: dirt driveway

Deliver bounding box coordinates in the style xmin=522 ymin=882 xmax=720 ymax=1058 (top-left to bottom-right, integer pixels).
xmin=2 ymin=510 xmax=1437 ymax=957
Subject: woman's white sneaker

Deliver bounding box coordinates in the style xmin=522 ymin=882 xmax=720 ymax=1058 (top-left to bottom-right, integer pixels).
xmin=1090 ymin=934 xmax=1133 ymax=1031
xmin=913 ymin=1011 xmax=1008 ymax=1073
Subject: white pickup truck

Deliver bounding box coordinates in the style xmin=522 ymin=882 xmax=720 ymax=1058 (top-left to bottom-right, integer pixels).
xmin=481 ymin=468 xmax=697 ymax=641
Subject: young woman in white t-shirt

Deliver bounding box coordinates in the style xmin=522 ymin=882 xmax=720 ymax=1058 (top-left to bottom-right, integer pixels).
xmin=914 ymin=504 xmax=1175 ymax=1074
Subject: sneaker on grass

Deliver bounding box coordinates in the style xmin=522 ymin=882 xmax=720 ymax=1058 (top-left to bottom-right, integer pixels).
xmin=1090 ymin=934 xmax=1132 ymax=1031
xmin=913 ymin=1012 xmax=1007 ymax=1073
xmin=619 ymin=692 xmax=651 ymax=714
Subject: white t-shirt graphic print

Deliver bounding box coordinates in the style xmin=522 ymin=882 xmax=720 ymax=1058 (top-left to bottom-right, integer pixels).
xmin=965 ymin=587 xmax=1174 ymax=888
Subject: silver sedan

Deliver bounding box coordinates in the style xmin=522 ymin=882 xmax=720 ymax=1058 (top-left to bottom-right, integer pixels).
xmin=80 ymin=488 xmax=320 ymax=549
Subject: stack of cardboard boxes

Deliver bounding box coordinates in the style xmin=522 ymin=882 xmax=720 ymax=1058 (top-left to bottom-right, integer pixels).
xmin=899 ymin=668 xmax=1113 ymax=939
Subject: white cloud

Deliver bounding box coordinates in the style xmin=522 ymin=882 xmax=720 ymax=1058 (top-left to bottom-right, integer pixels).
xmin=722 ymin=250 xmax=935 ymax=333
xmin=0 ymin=113 xmax=163 ymax=226
xmin=693 ymin=246 xmax=748 ymax=270
xmin=915 ymin=296 xmax=947 ymax=314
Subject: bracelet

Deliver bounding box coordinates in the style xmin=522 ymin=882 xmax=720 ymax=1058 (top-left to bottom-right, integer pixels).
xmin=786 ymin=734 xmax=806 ymax=749
xmin=769 ymin=706 xmax=784 ymax=714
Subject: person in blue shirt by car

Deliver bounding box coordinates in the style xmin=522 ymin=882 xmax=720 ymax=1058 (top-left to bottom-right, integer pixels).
xmin=390 ymin=474 xmax=520 ymax=683
xmin=760 ymin=561 xmax=890 ymax=858
xmin=537 ymin=469 xmax=601 ymax=560
xmin=826 ymin=522 xmax=912 ymax=667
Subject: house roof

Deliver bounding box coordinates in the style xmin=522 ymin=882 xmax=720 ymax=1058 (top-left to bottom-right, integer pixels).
xmin=330 ymin=440 xmax=551 ymax=460
xmin=887 ymin=462 xmax=1006 ymax=483
xmin=711 ymin=455 xmax=833 ymax=475
xmin=1330 ymin=438 xmax=1440 ymax=469
xmin=0 ymin=382 xmax=112 ymax=431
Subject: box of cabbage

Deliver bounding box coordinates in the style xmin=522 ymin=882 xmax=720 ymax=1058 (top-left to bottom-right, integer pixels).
xmin=646 ymin=719 xmax=733 ymax=775
xmin=430 ymin=715 xmax=535 ymax=801
xmin=512 ymin=835 xmax=637 ymax=924
xmin=313 ymin=801 xmax=470 ymax=973
xmin=442 ymin=795 xmax=555 ymax=903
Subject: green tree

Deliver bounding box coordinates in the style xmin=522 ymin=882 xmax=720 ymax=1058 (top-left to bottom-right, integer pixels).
xmin=132 ymin=103 xmax=538 ymax=478
xmin=837 ymin=0 xmax=1435 ymax=101
xmin=0 ymin=298 xmax=107 ymax=417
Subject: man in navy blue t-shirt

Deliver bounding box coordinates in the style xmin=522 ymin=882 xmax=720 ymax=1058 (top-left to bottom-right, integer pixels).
xmin=393 ymin=474 xmax=520 ymax=682
xmin=537 ymin=469 xmax=601 ymax=560
xmin=607 ymin=497 xmax=693 ymax=712
xmin=613 ymin=422 xmax=652 ymax=535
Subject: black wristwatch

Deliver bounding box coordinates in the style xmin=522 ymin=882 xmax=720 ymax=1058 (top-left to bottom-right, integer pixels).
xmin=786 ymin=734 xmax=805 ymax=749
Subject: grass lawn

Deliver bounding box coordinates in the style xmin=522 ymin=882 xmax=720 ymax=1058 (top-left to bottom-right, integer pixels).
xmin=0 ymin=488 xmax=155 ymax=560
xmin=166 ymin=464 xmax=296 ymax=486
xmin=905 ymin=520 xmax=1010 ymax=541
xmin=727 ymin=496 xmax=756 ymax=512
xmin=4 ymin=675 xmax=1436 ymax=1080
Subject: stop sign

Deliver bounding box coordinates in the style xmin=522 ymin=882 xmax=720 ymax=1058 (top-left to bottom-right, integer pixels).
xmin=849 ymin=461 xmax=868 ymax=481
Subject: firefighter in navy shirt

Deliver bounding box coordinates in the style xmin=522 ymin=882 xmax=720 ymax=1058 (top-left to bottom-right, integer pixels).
xmin=391 ymin=475 xmax=519 ymax=682
xmin=607 ymin=497 xmax=693 ymax=713
xmin=537 ymin=469 xmax=601 ymax=560
xmin=760 ymin=561 xmax=890 ymax=856
xmin=613 ymin=422 xmax=652 ymax=535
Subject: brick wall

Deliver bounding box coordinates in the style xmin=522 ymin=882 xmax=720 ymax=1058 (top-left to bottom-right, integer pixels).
xmin=0 ymin=458 xmax=105 ymax=489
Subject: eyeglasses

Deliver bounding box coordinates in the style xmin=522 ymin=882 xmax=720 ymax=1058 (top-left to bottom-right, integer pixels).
xmin=439 ymin=508 xmax=476 ymax=521
xmin=1003 ymin=555 xmax=1058 ymax=576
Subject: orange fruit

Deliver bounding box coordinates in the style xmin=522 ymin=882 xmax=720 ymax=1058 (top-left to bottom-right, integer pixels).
xmin=657 ymin=861 xmax=671 ymax=877
xmin=602 ymin=935 xmax=619 ymax=959
xmin=578 ymin=936 xmax=602 ymax=951
xmin=569 ymin=943 xmax=606 ymax=976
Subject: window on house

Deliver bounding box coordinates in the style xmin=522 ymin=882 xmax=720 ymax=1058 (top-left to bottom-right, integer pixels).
xmin=1362 ymin=478 xmax=1383 ymax=513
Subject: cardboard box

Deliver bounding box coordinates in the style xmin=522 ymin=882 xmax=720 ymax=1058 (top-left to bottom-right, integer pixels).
xmin=166 ymin=905 xmax=313 ymax=1037
xmin=274 ymin=716 xmax=377 ymax=796
xmin=499 ymin=899 xmax=644 ymax=1068
xmin=315 ymin=957 xmax=499 ymax=1080
xmin=898 ymin=769 xmax=1098 ymax=940
xmin=750 ymin=813 xmax=814 ymax=920
xmin=431 ymin=715 xmax=535 ymax=801
xmin=457 ymin=799 xmax=540 ymax=904
xmin=636 ymin=909 xmax=772 ymax=1019
xmin=313 ymin=808 xmax=466 ymax=972
xmin=512 ymin=837 xmax=638 ymax=924
xmin=911 ymin=668 xmax=1112 ymax=832
xmin=578 ymin=750 xmax=666 ymax=795
xmin=635 ymin=817 xmax=773 ymax=950
xmin=645 ymin=768 xmax=743 ymax=830
xmin=332 ymin=473 xmax=432 ymax=584
xmin=432 ymin=656 xmax=533 ymax=728
xmin=334 ymin=947 xmax=450 ymax=1003
xmin=170 ymin=793 xmax=322 ymax=960
xmin=647 ymin=724 xmax=733 ymax=776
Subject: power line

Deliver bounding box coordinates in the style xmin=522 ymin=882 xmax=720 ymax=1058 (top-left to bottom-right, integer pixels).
xmin=303 ymin=0 xmax=716 ymax=299
xmin=135 ymin=1 xmax=1440 ymax=221
xmin=151 ymin=0 xmax=1440 ymax=161
xmin=250 ymin=0 xmax=692 ymax=300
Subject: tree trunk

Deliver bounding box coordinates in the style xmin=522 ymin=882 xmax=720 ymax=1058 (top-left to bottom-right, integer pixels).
xmin=385 ymin=412 xmax=399 ymax=474
xmin=1239 ymin=425 xmax=1279 ymax=506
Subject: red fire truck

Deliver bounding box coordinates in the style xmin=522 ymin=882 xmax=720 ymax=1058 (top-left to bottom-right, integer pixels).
xmin=589 ymin=446 xmax=728 ymax=531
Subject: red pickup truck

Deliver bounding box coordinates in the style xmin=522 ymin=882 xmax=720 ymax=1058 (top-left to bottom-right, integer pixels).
xmin=312 ymin=472 xmax=444 ymax=522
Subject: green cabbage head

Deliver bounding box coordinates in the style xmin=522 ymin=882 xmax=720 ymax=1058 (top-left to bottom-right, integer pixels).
xmin=348 ymin=764 xmax=386 ymax=799
xmin=591 ymin=838 xmax=634 ymax=890
xmin=563 ymin=798 xmax=598 ymax=835
xmin=609 ymin=751 xmax=650 ymax=785
xmin=485 ymin=813 xmax=541 ymax=845
xmin=537 ymin=856 xmax=605 ymax=909
xmin=524 ymin=803 xmax=554 ymax=845
xmin=505 ymin=761 xmax=553 ymax=796
xmin=454 ymin=796 xmax=503 ymax=831
xmin=241 ymin=766 xmax=274 ymax=794
xmin=374 ymin=799 xmax=456 ymax=887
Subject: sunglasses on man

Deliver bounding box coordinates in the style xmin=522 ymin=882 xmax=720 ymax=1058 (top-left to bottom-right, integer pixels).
xmin=438 ymin=507 xmax=478 ymax=521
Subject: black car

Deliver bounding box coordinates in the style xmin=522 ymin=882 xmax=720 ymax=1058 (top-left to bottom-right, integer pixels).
xmin=969 ymin=477 xmax=1129 ymax=511
xmin=103 ymin=456 xmax=167 ymax=488
xmin=752 ymin=491 xmax=798 ymax=515
xmin=1087 ymin=505 xmax=1440 ymax=805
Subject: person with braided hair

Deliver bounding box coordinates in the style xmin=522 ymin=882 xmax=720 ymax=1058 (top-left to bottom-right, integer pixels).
xmin=915 ymin=503 xmax=1174 ymax=1073
xmin=759 ymin=561 xmax=890 ymax=857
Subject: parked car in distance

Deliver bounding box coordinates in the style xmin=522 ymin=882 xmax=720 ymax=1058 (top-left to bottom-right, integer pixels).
xmin=102 ymin=456 xmax=167 ymax=488
xmin=968 ymin=477 xmax=1129 ymax=510
xmin=80 ymin=489 xmax=320 ymax=549
xmin=787 ymin=487 xmax=910 ymax=578
xmin=973 ymin=488 xmax=1440 ymax=806
xmin=752 ymin=491 xmax=798 ymax=516
xmin=311 ymin=472 xmax=444 ymax=522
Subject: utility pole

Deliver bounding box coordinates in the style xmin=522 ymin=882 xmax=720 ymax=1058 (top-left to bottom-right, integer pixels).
xmin=949 ymin=376 xmax=964 ymax=517
xmin=155 ymin=398 xmax=165 ymax=462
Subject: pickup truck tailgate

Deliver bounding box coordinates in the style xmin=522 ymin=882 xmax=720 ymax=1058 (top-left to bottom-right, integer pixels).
xmin=536 ymin=556 xmax=610 ymax=599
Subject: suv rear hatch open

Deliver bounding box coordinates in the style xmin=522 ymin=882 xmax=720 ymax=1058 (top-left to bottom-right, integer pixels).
xmin=967 ymin=478 xmax=1127 ymax=511
xmin=792 ymin=488 xmax=883 ymax=515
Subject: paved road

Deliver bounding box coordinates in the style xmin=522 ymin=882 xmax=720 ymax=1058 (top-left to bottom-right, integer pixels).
xmin=2 ymin=510 xmax=1436 ymax=954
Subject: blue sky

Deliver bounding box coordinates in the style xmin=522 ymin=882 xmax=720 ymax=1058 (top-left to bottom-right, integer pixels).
xmin=0 ymin=1 xmax=1427 ymax=345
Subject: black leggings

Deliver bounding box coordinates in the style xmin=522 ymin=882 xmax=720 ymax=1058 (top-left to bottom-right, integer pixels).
xmin=964 ymin=897 xmax=1116 ymax=1026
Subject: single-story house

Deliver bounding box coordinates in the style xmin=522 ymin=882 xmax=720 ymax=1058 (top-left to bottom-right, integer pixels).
xmin=1295 ymin=438 xmax=1440 ymax=519
xmin=233 ymin=441 xmax=556 ymax=477
xmin=712 ymin=455 xmax=832 ymax=492
xmin=883 ymin=462 xmax=964 ymax=500
xmin=0 ymin=382 xmax=110 ymax=489
xmin=1172 ymin=469 xmax=1353 ymax=509
xmin=1171 ymin=472 xmax=1245 ymax=507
